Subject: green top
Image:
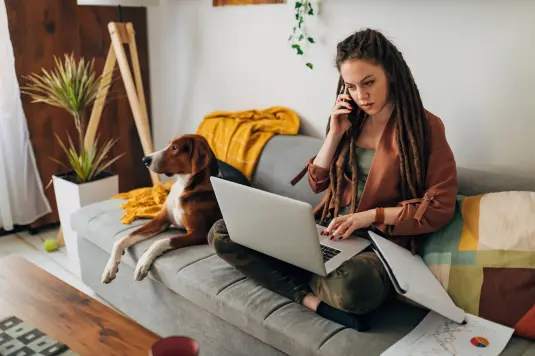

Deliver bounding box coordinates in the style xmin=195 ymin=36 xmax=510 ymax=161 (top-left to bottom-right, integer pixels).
xmin=338 ymin=147 xmax=375 ymax=216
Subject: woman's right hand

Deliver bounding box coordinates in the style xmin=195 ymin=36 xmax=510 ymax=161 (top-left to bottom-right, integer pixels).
xmin=329 ymin=93 xmax=353 ymax=136
xmin=312 ymin=93 xmax=354 ymax=170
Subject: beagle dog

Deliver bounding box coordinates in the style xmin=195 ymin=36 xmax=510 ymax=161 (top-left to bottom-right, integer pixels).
xmin=101 ymin=134 xmax=226 ymax=283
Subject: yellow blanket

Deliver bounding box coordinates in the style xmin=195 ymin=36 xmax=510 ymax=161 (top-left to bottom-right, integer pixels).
xmin=114 ymin=106 xmax=300 ymax=224
xmin=196 ymin=106 xmax=300 ymax=180
xmin=114 ymin=180 xmax=174 ymax=224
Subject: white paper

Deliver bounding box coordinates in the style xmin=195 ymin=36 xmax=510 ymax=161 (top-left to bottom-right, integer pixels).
xmin=382 ymin=312 xmax=515 ymax=356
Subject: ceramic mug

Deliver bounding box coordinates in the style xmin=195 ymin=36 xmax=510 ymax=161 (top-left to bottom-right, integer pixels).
xmin=149 ymin=336 xmax=200 ymax=356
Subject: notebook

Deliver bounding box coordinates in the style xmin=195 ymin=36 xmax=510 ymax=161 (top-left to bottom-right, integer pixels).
xmin=368 ymin=230 xmax=465 ymax=323
xmin=367 ymin=231 xmax=515 ymax=356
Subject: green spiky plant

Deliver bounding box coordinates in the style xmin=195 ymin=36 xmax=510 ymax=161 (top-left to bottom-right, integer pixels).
xmin=21 ymin=53 xmax=124 ymax=185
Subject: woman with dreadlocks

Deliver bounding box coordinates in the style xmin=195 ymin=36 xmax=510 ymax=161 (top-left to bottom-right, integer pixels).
xmin=208 ymin=28 xmax=457 ymax=332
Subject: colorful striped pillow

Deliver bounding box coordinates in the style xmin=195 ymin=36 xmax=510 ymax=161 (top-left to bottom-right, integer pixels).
xmin=420 ymin=192 xmax=535 ymax=339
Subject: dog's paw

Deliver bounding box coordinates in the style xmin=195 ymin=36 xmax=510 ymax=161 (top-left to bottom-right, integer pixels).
xmin=101 ymin=260 xmax=119 ymax=284
xmin=134 ymin=252 xmax=154 ymax=281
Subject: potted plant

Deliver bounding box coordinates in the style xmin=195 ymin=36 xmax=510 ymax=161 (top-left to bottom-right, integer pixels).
xmin=21 ymin=53 xmax=124 ymax=276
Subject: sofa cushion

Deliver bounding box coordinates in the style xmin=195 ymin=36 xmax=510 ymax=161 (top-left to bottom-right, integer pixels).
xmin=252 ymin=136 xmax=535 ymax=210
xmin=72 ymin=199 xmax=535 ymax=355
xmin=421 ymin=192 xmax=535 ymax=340
xmin=251 ymin=135 xmax=324 ymax=209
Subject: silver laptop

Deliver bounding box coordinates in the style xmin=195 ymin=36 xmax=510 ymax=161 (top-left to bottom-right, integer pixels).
xmin=210 ymin=177 xmax=371 ymax=276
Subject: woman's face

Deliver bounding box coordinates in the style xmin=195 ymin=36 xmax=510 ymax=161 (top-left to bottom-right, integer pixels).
xmin=340 ymin=59 xmax=390 ymax=116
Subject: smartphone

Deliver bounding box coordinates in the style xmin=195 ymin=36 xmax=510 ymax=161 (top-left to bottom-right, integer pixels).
xmin=338 ymin=84 xmax=348 ymax=101
xmin=338 ymin=85 xmax=353 ymax=106
xmin=339 ymin=84 xmax=353 ymax=105
xmin=339 ymin=84 xmax=359 ymax=125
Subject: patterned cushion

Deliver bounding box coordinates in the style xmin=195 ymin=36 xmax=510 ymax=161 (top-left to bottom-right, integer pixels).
xmin=420 ymin=192 xmax=535 ymax=339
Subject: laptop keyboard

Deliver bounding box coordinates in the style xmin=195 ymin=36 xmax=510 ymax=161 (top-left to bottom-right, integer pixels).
xmin=321 ymin=244 xmax=342 ymax=263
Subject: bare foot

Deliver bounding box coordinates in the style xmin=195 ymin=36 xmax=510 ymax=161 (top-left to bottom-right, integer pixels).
xmin=302 ymin=294 xmax=322 ymax=311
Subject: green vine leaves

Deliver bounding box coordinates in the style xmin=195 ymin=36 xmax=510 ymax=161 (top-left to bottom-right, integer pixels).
xmin=288 ymin=0 xmax=319 ymax=70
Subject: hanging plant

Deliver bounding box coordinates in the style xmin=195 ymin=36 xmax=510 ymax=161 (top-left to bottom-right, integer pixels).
xmin=288 ymin=0 xmax=318 ymax=70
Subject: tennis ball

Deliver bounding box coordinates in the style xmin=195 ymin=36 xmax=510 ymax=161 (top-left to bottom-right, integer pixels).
xmin=43 ymin=238 xmax=57 ymax=252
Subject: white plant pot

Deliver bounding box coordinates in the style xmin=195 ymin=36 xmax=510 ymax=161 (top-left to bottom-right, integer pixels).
xmin=52 ymin=172 xmax=119 ymax=277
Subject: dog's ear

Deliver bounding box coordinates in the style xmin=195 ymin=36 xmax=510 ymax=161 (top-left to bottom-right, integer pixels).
xmin=190 ymin=136 xmax=212 ymax=177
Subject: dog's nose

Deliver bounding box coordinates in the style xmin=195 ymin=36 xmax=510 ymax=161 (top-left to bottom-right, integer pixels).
xmin=142 ymin=156 xmax=152 ymax=167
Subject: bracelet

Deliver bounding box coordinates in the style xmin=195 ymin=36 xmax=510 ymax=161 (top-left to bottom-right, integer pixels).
xmin=374 ymin=207 xmax=385 ymax=224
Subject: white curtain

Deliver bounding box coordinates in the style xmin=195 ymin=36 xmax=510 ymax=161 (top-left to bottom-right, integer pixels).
xmin=0 ymin=0 xmax=51 ymax=231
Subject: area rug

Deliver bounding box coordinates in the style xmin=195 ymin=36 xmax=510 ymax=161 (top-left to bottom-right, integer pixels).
xmin=0 ymin=316 xmax=78 ymax=356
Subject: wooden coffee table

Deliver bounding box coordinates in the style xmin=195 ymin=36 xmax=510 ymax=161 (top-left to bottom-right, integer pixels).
xmin=0 ymin=255 xmax=161 ymax=355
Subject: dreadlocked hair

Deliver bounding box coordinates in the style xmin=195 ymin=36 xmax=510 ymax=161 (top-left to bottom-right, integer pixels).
xmin=321 ymin=28 xmax=430 ymax=224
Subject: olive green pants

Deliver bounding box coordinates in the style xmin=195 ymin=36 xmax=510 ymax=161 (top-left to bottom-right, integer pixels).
xmin=208 ymin=219 xmax=393 ymax=315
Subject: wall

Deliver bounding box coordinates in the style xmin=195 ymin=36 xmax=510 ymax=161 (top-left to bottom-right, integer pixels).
xmin=147 ymin=0 xmax=535 ymax=177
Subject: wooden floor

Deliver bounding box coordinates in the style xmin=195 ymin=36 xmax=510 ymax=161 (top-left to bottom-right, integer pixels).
xmin=0 ymin=226 xmax=110 ymax=307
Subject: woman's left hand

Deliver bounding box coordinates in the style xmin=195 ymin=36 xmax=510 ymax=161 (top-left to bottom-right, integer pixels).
xmin=322 ymin=210 xmax=375 ymax=240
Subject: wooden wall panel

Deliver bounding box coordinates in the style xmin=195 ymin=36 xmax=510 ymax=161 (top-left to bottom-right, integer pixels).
xmin=75 ymin=5 xmax=153 ymax=193
xmin=5 ymin=0 xmax=152 ymax=229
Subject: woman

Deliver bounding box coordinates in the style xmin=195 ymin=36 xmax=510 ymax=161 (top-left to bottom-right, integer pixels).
xmin=208 ymin=28 xmax=457 ymax=331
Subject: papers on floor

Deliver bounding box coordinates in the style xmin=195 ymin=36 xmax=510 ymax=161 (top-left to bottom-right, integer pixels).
xmin=382 ymin=311 xmax=515 ymax=356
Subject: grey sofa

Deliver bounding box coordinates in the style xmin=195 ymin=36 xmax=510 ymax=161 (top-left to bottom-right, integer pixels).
xmin=71 ymin=135 xmax=535 ymax=356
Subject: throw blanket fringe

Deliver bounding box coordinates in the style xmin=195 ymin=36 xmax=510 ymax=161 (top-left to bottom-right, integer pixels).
xmin=114 ymin=180 xmax=174 ymax=224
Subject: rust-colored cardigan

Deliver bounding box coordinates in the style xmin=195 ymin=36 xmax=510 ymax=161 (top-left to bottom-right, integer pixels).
xmin=292 ymin=110 xmax=458 ymax=250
